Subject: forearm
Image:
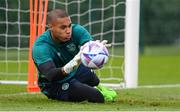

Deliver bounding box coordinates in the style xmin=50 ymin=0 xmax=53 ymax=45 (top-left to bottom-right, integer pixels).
xmin=46 ymin=67 xmax=67 ymax=82
xmin=38 ymin=61 xmax=67 ymax=82
xmin=38 ymin=49 xmax=81 ymax=81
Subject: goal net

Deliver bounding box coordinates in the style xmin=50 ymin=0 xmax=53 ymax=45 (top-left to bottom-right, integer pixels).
xmin=0 ymin=0 xmax=29 ymax=84
xmin=0 ymin=0 xmax=139 ymax=90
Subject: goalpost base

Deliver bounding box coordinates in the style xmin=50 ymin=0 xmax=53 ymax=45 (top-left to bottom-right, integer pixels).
xmin=101 ymin=83 xmax=125 ymax=89
xmin=0 ymin=80 xmax=27 ymax=85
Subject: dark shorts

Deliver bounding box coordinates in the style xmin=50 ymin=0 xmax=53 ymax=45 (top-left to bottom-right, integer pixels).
xmin=42 ymin=64 xmax=104 ymax=103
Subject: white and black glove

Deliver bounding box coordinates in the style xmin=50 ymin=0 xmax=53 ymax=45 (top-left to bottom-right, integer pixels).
xmin=95 ymin=40 xmax=111 ymax=47
xmin=63 ymin=51 xmax=81 ymax=74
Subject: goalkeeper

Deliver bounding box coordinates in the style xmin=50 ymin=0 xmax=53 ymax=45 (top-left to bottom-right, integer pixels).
xmin=32 ymin=9 xmax=117 ymax=103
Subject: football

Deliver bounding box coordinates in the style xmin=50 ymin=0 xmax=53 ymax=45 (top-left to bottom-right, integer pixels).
xmin=80 ymin=41 xmax=109 ymax=69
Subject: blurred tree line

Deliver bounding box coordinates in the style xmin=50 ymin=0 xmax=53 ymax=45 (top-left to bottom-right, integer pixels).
xmin=141 ymin=0 xmax=180 ymax=45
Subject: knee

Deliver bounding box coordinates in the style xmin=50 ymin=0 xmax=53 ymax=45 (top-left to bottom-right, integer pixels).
xmin=89 ymin=72 xmax=100 ymax=86
xmin=93 ymin=77 xmax=100 ymax=86
xmin=89 ymin=89 xmax=104 ymax=103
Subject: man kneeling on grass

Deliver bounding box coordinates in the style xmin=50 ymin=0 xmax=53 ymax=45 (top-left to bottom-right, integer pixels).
xmin=32 ymin=9 xmax=117 ymax=103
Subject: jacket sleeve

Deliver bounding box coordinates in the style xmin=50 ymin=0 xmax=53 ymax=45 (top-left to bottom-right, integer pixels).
xmin=37 ymin=60 xmax=66 ymax=82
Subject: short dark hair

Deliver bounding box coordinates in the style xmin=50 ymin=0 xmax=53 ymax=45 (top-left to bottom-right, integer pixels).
xmin=47 ymin=9 xmax=69 ymax=24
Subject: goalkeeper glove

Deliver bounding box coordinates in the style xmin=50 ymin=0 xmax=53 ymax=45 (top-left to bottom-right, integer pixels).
xmin=95 ymin=40 xmax=111 ymax=47
xmin=63 ymin=51 xmax=81 ymax=74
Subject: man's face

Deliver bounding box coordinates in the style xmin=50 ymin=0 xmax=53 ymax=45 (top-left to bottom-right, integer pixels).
xmin=49 ymin=17 xmax=72 ymax=43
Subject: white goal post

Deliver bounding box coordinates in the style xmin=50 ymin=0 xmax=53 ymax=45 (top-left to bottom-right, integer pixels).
xmin=102 ymin=0 xmax=140 ymax=89
xmin=124 ymin=0 xmax=140 ymax=88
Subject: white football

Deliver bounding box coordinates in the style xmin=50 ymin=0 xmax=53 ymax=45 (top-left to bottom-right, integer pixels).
xmin=80 ymin=41 xmax=109 ymax=69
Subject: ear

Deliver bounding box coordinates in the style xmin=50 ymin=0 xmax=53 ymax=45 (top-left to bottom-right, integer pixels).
xmin=48 ymin=23 xmax=53 ymax=30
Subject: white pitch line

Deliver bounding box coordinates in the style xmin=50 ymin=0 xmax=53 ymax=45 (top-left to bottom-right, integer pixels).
xmin=138 ymin=84 xmax=180 ymax=88
xmin=102 ymin=83 xmax=180 ymax=89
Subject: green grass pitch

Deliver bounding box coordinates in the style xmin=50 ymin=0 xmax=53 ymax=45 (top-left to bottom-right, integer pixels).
xmin=0 ymin=85 xmax=180 ymax=111
xmin=0 ymin=46 xmax=180 ymax=111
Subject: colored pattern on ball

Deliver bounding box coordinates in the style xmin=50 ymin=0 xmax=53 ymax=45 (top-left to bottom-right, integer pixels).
xmin=80 ymin=41 xmax=109 ymax=69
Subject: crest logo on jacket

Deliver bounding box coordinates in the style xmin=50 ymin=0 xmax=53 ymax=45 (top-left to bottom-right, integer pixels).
xmin=66 ymin=43 xmax=76 ymax=53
